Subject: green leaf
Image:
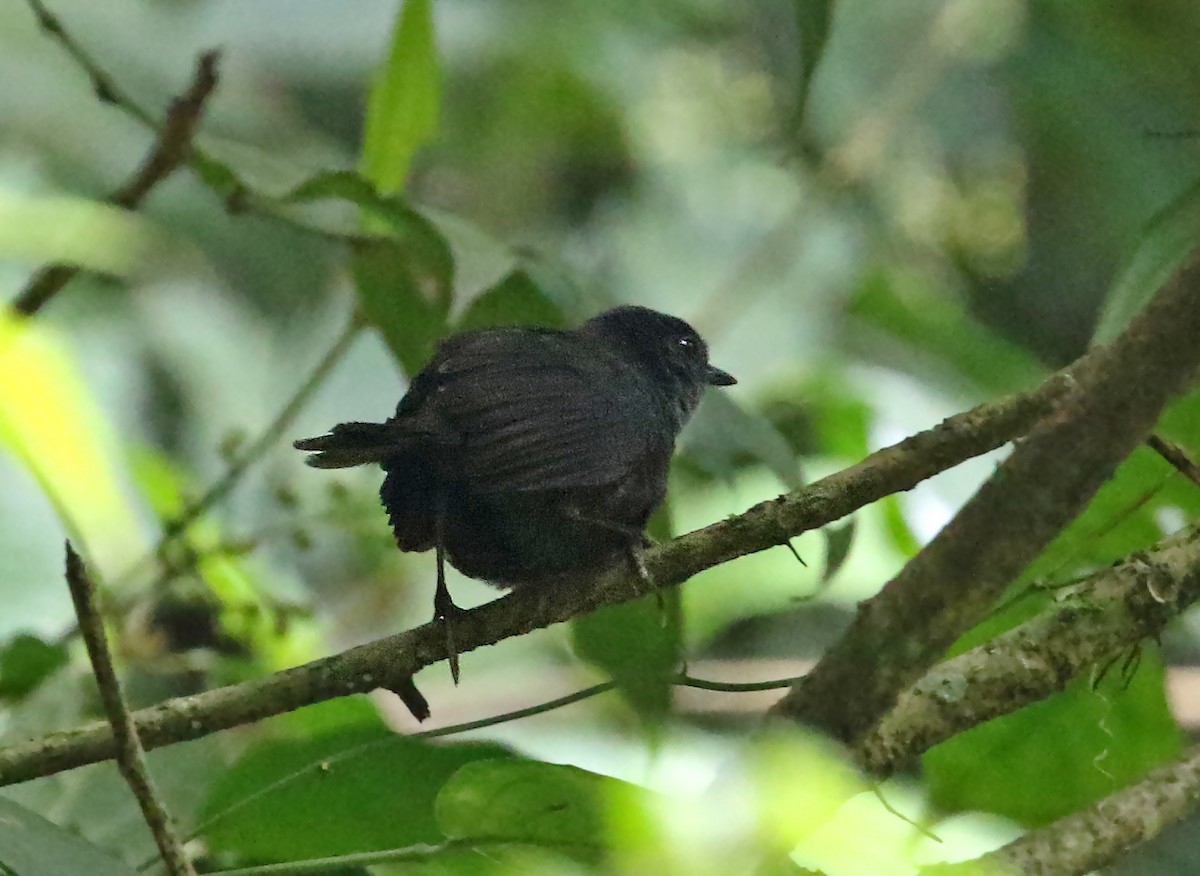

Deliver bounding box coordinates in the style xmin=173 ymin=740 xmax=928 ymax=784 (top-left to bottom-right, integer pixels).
xmin=0 ymin=634 xmax=68 ymax=701
xmin=848 ymin=269 xmax=1046 ymax=396
xmin=0 ymin=313 xmax=147 ymax=582
xmin=361 ymin=0 xmax=440 ymax=195
xmin=679 ymin=392 xmax=802 ymax=490
xmin=820 ymin=520 xmax=855 ymax=584
xmin=0 ymin=795 xmax=140 ymax=876
xmin=283 ymin=169 xmax=382 ymax=206
xmin=794 ymin=0 xmax=834 ymax=127
xmin=200 ymin=710 xmax=512 ymax=862
xmin=435 ymin=760 xmax=622 ymax=849
xmin=924 ymin=645 xmax=1183 ymax=825
xmin=351 ymin=204 xmax=454 ymax=375
xmin=1093 ymin=176 xmax=1200 ymax=345
xmin=455 ymin=269 xmax=568 ymax=333
xmin=571 ymin=592 xmax=681 ymax=730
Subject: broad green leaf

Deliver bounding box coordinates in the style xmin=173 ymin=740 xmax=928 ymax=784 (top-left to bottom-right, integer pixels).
xmin=351 ymin=204 xmax=454 ymax=375
xmin=0 ymin=193 xmax=149 ymax=274
xmin=0 ymin=313 xmax=146 ymax=573
xmin=200 ymin=708 xmax=511 ymax=861
xmin=0 ymin=795 xmax=140 ymax=876
xmin=924 ymin=646 xmax=1182 ymax=825
xmin=679 ymin=392 xmax=802 ymax=490
xmin=1093 ymin=176 xmax=1200 ymax=345
xmin=361 ymin=0 xmax=440 ymax=195
xmin=848 ymin=269 xmax=1046 ymax=396
xmin=435 ymin=760 xmax=621 ymax=849
xmin=572 ymin=592 xmax=681 ymax=730
xmin=0 ymin=634 xmax=67 ymax=701
xmin=455 ymin=269 xmax=568 ymax=332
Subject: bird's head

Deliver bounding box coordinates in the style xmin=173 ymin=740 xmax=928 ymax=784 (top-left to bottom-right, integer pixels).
xmin=580 ymin=305 xmax=736 ymax=425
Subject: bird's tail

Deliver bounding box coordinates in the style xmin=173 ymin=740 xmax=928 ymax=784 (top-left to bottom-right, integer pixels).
xmin=293 ymin=421 xmax=415 ymax=469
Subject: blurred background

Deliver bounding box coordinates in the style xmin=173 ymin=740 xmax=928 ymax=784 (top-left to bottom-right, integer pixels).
xmin=3 ymin=0 xmax=1200 ymax=872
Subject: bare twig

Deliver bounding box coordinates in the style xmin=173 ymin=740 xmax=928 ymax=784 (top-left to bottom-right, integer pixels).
xmin=0 ymin=369 xmax=1085 ymax=787
xmin=11 ymin=36 xmax=221 ymax=316
xmin=63 ymin=543 xmax=195 ymax=876
xmin=771 ymin=250 xmax=1200 ymax=745
xmin=1148 ymin=432 xmax=1200 ymax=490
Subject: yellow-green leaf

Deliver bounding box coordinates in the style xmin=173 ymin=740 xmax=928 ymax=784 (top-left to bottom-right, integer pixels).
xmin=361 ymin=0 xmax=440 ymax=195
xmin=0 ymin=313 xmax=145 ymax=572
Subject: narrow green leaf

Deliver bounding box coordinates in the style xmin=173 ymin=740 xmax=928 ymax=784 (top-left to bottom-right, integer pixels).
xmin=820 ymin=519 xmax=855 ymax=584
xmin=1093 ymin=177 xmax=1200 ymax=345
xmin=361 ymin=0 xmax=440 ymax=194
xmin=794 ymin=0 xmax=834 ymax=128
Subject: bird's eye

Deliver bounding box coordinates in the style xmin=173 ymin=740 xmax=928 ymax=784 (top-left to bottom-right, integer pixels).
xmin=677 ymin=336 xmax=692 ymax=348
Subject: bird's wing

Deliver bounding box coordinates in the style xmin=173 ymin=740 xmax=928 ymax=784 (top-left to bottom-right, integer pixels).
xmin=414 ymin=328 xmax=660 ymax=492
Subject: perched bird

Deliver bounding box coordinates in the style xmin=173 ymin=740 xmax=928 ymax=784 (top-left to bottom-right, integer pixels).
xmin=295 ymin=305 xmax=735 ymax=703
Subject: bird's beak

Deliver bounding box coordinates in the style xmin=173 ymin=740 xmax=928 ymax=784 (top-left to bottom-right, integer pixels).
xmin=706 ymin=365 xmax=737 ymax=386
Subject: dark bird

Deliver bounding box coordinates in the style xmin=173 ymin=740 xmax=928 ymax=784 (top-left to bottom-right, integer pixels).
xmin=294 ymin=305 xmax=735 ymax=710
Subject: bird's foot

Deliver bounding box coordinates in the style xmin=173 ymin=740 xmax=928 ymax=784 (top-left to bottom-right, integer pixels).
xmin=433 ymin=587 xmax=466 ymax=685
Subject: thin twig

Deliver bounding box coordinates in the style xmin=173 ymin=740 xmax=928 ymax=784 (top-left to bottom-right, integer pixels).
xmin=1148 ymin=432 xmax=1200 ymax=490
xmin=63 ymin=543 xmax=195 ymax=876
xmin=112 ymin=315 xmax=365 ymax=588
xmin=11 ymin=33 xmax=220 ymax=316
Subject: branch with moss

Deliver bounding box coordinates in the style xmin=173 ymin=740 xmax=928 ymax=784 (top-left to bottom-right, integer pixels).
xmin=858 ymin=523 xmax=1200 ymax=776
xmin=0 ymin=364 xmax=1074 ymax=786
xmin=771 ymin=250 xmax=1200 ymax=746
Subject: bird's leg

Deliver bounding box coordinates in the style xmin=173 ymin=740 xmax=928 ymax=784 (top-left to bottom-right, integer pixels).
xmin=564 ymin=507 xmax=655 ymax=595
xmin=433 ymin=499 xmax=462 ymax=685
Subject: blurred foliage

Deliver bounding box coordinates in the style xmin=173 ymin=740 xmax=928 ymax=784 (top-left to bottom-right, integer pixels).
xmin=2 ymin=0 xmax=1200 ymax=874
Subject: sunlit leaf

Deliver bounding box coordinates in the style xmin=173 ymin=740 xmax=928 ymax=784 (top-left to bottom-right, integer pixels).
xmin=0 ymin=193 xmax=149 ymax=274
xmin=361 ymin=0 xmax=440 ymax=195
xmin=0 ymin=314 xmax=145 ymax=573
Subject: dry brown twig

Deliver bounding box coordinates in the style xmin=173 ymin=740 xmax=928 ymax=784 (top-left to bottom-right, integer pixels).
xmin=63 ymin=543 xmax=195 ymax=876
xmin=10 ymin=21 xmax=220 ymax=316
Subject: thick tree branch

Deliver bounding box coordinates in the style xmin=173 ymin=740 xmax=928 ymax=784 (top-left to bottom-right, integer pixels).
xmin=0 ymin=372 xmax=1072 ymax=787
xmin=771 ymin=251 xmax=1200 ymax=744
xmin=64 ymin=544 xmax=195 ymax=876
xmin=11 ymin=44 xmax=220 ymax=316
xmin=979 ymin=742 xmax=1200 ymax=876
xmin=858 ymin=524 xmax=1200 ymax=775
